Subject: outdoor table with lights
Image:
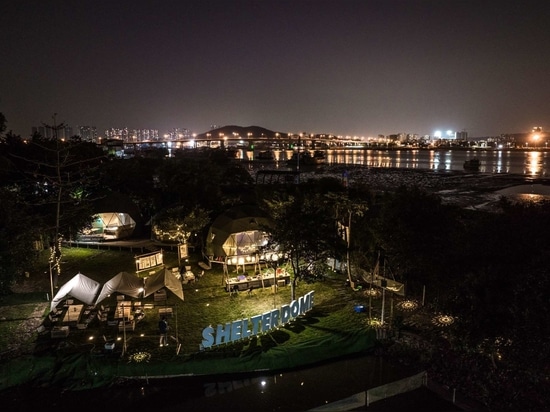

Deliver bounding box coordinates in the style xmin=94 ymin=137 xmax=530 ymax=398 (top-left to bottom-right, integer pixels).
xmin=115 ymin=301 xmax=132 ymax=320
xmin=225 ymin=273 xmax=290 ymax=292
xmin=62 ymin=304 xmax=84 ymax=327
xmin=183 ymin=271 xmax=195 ymax=283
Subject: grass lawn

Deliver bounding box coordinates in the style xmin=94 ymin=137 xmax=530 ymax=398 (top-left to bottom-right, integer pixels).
xmin=1 ymin=245 xmax=386 ymax=361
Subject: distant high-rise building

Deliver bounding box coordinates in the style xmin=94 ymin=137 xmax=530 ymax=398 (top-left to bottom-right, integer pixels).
xmin=456 ymin=130 xmax=468 ymax=140
xmin=32 ymin=124 xmax=73 ymax=140
xmin=32 ymin=126 xmax=52 ymax=139
xmin=105 ymin=128 xmax=129 ymax=140
xmin=77 ymin=126 xmax=98 ymax=142
xmin=105 ymin=127 xmax=160 ymax=142
xmin=165 ymin=128 xmax=191 ymax=140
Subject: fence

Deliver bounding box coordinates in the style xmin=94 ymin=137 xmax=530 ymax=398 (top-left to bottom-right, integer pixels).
xmin=309 ymin=370 xmax=485 ymax=411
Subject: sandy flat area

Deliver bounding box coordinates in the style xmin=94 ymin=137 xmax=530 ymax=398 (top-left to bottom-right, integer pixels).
xmin=255 ymin=165 xmax=549 ymax=209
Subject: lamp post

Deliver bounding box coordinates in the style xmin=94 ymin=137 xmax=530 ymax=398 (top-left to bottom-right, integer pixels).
xmin=49 ymin=261 xmax=54 ymax=301
xmin=121 ymin=302 xmax=127 ymax=357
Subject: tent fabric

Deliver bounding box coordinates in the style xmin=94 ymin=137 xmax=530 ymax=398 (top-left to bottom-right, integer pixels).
xmin=144 ymin=269 xmax=184 ymax=301
xmin=91 ymin=212 xmax=136 ymax=240
xmin=92 ymin=191 xmax=144 ymax=237
xmin=50 ymin=273 xmax=101 ymax=312
xmin=206 ymin=205 xmax=273 ymax=258
xmin=95 ymin=272 xmax=144 ymax=305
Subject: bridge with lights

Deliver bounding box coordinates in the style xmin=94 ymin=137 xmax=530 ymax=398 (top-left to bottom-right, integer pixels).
xmin=101 ymin=133 xmax=382 ymax=152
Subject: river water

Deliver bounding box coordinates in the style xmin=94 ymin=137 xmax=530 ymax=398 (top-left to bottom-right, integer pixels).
xmin=240 ymin=148 xmax=550 ymax=177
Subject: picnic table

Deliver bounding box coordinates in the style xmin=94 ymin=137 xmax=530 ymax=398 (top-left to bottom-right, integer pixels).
xmin=62 ymin=304 xmax=84 ymax=327
xmin=115 ymin=301 xmax=132 ymax=320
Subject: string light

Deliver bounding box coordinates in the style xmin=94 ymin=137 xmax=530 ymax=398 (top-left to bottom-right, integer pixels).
xmin=49 ymin=236 xmax=63 ymax=277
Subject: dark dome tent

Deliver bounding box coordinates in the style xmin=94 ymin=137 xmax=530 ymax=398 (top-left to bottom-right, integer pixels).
xmin=205 ymin=205 xmax=273 ymax=266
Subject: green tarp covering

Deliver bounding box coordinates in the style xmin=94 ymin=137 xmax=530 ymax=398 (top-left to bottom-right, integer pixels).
xmin=0 ymin=328 xmax=377 ymax=391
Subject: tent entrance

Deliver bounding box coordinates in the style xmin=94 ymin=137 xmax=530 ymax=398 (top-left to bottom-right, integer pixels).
xmin=222 ymin=230 xmax=268 ymax=257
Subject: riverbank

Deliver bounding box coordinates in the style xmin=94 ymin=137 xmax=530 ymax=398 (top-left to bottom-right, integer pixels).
xmin=253 ymin=165 xmax=545 ymax=210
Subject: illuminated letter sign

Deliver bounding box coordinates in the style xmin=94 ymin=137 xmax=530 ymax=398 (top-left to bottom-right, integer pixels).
xmin=201 ymin=291 xmax=315 ymax=349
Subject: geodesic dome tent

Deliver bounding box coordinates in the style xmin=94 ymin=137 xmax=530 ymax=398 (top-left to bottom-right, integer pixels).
xmin=78 ymin=191 xmax=143 ymax=241
xmin=205 ymin=205 xmax=273 ymax=261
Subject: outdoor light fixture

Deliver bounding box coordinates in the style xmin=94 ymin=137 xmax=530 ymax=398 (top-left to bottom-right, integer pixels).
xmin=364 ymin=288 xmax=380 ymax=297
xmin=397 ymin=299 xmax=418 ymax=312
xmin=129 ymin=351 xmax=151 ymax=363
xmin=432 ymin=314 xmax=455 ymax=326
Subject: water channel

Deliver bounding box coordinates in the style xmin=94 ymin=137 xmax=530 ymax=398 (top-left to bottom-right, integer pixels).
xmin=1 ymin=352 xmax=459 ymax=411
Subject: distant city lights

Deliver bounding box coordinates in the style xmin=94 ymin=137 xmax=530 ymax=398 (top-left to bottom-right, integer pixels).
xmin=433 ymin=129 xmax=456 ymax=139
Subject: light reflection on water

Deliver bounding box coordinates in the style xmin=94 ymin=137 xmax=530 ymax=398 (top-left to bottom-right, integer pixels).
xmin=240 ymin=148 xmax=550 ymax=177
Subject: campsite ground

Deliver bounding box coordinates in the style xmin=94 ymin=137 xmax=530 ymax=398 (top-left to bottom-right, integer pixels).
xmin=2 ymin=250 xmax=470 ymax=411
xmin=1 ymin=246 xmax=380 ymax=361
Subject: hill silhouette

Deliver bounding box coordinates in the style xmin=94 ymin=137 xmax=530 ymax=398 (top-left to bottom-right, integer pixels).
xmin=195 ymin=125 xmax=289 ymax=139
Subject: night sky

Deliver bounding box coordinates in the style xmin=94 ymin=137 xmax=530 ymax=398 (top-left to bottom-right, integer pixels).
xmin=1 ymin=0 xmax=549 ymax=138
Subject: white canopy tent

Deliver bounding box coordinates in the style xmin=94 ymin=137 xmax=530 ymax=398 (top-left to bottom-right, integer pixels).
xmin=50 ymin=273 xmax=101 ymax=312
xmin=94 ymin=271 xmax=144 ymax=306
xmin=144 ymin=268 xmax=184 ymax=301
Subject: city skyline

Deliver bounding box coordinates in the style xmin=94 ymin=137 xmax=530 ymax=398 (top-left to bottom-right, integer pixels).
xmin=2 ymin=1 xmax=549 ymax=139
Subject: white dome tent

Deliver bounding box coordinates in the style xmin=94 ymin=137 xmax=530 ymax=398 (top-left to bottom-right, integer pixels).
xmin=205 ymin=205 xmax=273 ymax=268
xmin=78 ymin=191 xmax=143 ymax=241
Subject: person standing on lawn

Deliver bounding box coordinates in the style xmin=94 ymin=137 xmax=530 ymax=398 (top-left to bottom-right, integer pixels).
xmin=159 ymin=316 xmax=168 ymax=346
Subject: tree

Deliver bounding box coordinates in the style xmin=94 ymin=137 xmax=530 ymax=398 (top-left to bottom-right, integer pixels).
xmin=370 ymin=185 xmax=462 ymax=299
xmin=0 ymin=187 xmax=42 ymax=295
xmin=445 ymin=200 xmax=550 ymax=369
xmin=0 ymin=112 xmax=6 ymax=137
xmin=325 ymin=191 xmax=369 ymax=287
xmin=99 ymin=157 xmax=160 ymax=223
xmin=262 ymin=189 xmax=339 ymax=300
xmin=151 ymin=205 xmax=211 ymax=249
xmin=4 ymin=115 xmax=105 ymax=282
